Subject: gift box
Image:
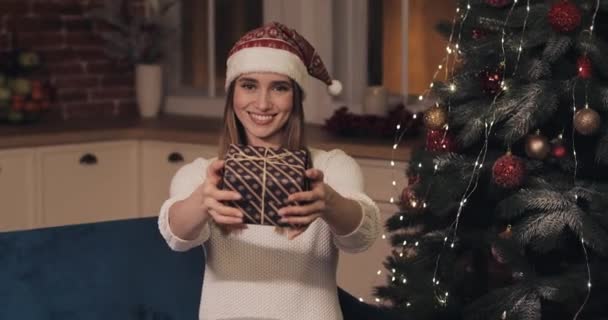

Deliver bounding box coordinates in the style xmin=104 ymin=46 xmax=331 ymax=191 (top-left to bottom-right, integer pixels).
xmin=220 ymin=144 xmax=310 ymax=226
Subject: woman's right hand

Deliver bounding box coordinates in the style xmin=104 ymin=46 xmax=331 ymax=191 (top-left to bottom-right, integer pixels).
xmin=190 ymin=159 xmax=245 ymax=226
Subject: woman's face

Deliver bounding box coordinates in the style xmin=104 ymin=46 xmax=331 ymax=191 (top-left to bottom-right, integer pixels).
xmin=233 ymin=72 xmax=294 ymax=148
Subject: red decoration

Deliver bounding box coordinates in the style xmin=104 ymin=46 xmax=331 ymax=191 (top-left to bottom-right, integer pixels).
xmin=551 ymin=143 xmax=567 ymax=158
xmin=426 ymin=129 xmax=458 ymax=152
xmin=408 ymin=174 xmax=420 ymax=186
xmin=492 ymin=152 xmax=526 ymax=189
xmin=472 ymin=28 xmax=488 ymax=40
xmin=324 ymin=105 xmax=421 ymax=138
xmin=479 ymin=67 xmax=503 ymax=96
xmin=484 ymin=0 xmax=512 ymax=8
xmin=548 ymin=0 xmax=582 ymax=33
xmin=400 ymin=186 xmax=420 ymax=210
xmin=577 ymin=55 xmax=592 ymax=79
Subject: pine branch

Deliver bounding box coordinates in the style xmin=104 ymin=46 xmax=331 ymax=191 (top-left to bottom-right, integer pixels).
xmin=496 ymin=189 xmax=573 ymax=220
xmin=596 ymin=128 xmax=608 ymax=165
xmin=542 ymin=35 xmax=572 ymax=63
xmin=464 ymin=286 xmax=540 ymax=320
xmin=498 ymin=81 xmax=558 ymax=144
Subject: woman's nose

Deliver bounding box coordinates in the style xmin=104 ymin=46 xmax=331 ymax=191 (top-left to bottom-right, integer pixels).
xmin=255 ymin=90 xmax=272 ymax=111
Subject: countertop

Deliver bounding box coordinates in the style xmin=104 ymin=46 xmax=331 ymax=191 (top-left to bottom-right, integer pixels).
xmin=0 ymin=114 xmax=422 ymax=162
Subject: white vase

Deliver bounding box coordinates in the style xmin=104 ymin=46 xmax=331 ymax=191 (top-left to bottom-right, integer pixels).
xmin=363 ymin=85 xmax=388 ymax=116
xmin=135 ymin=64 xmax=163 ymax=118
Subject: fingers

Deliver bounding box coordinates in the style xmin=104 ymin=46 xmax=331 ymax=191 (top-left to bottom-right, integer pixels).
xmin=278 ymin=201 xmax=325 ymax=217
xmin=205 ymin=198 xmax=245 ymax=224
xmin=306 ymin=168 xmax=324 ymax=182
xmin=211 ymin=189 xmax=242 ymax=202
xmin=206 ymin=159 xmax=225 ymax=185
xmin=287 ymin=190 xmax=322 ymax=203
xmin=280 ymin=212 xmax=321 ymax=226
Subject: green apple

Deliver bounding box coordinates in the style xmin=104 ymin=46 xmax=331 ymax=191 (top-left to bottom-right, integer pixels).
xmin=18 ymin=51 xmax=41 ymax=68
xmin=13 ymin=78 xmax=32 ymax=96
xmin=0 ymin=87 xmax=11 ymax=101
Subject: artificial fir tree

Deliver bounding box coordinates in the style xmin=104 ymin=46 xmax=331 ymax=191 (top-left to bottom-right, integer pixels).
xmin=377 ymin=1 xmax=608 ymax=319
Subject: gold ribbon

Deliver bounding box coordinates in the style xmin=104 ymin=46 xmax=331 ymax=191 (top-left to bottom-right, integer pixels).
xmin=227 ymin=147 xmax=304 ymax=225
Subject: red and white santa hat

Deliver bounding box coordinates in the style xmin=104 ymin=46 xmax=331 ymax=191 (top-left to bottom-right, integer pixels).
xmin=225 ymin=22 xmax=342 ymax=96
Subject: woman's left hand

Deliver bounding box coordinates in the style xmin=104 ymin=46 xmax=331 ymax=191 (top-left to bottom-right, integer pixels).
xmin=278 ymin=168 xmax=334 ymax=240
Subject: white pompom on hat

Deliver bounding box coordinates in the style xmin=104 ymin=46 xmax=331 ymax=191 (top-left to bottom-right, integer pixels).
xmin=225 ymin=22 xmax=342 ymax=96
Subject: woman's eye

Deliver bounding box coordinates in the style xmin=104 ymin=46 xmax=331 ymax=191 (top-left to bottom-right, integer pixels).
xmin=273 ymin=85 xmax=291 ymax=92
xmin=241 ymin=83 xmax=256 ymax=90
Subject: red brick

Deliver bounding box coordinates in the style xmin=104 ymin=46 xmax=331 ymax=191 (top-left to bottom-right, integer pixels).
xmin=57 ymin=89 xmax=87 ymax=102
xmin=16 ymin=32 xmax=64 ymax=49
xmin=100 ymin=74 xmax=134 ymax=87
xmin=114 ymin=100 xmax=138 ymax=117
xmin=87 ymin=61 xmax=132 ymax=74
xmin=65 ymin=32 xmax=100 ymax=47
xmin=63 ymin=18 xmax=93 ymax=32
xmin=90 ymin=88 xmax=134 ymax=100
xmin=54 ymin=76 xmax=99 ymax=89
xmin=47 ymin=62 xmax=86 ymax=74
xmin=0 ymin=33 xmax=10 ymax=50
xmin=0 ymin=1 xmax=30 ymax=16
xmin=40 ymin=48 xmax=77 ymax=64
xmin=32 ymin=2 xmax=83 ymax=16
xmin=61 ymin=102 xmax=115 ymax=119
xmin=6 ymin=17 xmax=63 ymax=33
xmin=73 ymin=46 xmax=107 ymax=60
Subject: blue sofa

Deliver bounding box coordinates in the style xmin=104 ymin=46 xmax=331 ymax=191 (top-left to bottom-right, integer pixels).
xmin=0 ymin=217 xmax=403 ymax=319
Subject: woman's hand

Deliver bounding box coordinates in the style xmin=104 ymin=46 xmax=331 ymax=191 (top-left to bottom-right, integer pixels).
xmin=189 ymin=159 xmax=246 ymax=227
xmin=278 ymin=168 xmax=336 ymax=240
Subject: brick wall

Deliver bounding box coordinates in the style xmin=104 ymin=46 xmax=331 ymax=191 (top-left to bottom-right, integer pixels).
xmin=0 ymin=0 xmax=144 ymax=120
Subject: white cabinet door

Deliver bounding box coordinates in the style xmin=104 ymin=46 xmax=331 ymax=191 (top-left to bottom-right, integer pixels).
xmin=0 ymin=148 xmax=37 ymax=232
xmin=140 ymin=141 xmax=218 ymax=217
xmin=337 ymin=201 xmax=399 ymax=303
xmin=39 ymin=141 xmax=139 ymax=227
xmin=357 ymin=158 xmax=408 ymax=204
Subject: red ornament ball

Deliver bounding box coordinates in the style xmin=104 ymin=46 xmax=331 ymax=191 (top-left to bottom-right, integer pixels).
xmin=426 ymin=129 xmax=457 ymax=152
xmin=400 ymin=186 xmax=421 ymax=211
xmin=577 ymin=55 xmax=592 ymax=79
xmin=472 ymin=28 xmax=488 ymax=40
xmin=479 ymin=67 xmax=503 ymax=96
xmin=484 ymin=0 xmax=512 ymax=8
xmin=492 ymin=153 xmax=526 ymax=189
xmin=551 ymin=143 xmax=567 ymax=158
xmin=548 ymin=0 xmax=582 ymax=33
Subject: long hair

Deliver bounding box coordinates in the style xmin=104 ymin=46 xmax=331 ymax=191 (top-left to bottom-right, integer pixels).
xmin=218 ymin=79 xmax=308 ymax=159
xmin=216 ymin=79 xmax=310 ymax=235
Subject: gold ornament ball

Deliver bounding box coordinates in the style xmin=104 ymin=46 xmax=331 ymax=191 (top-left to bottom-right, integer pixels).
xmin=525 ymin=133 xmax=550 ymax=160
xmin=574 ymin=108 xmax=601 ymax=136
xmin=424 ymin=106 xmax=448 ymax=130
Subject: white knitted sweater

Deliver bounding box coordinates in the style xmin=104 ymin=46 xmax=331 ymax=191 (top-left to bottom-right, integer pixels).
xmin=158 ymin=148 xmax=381 ymax=320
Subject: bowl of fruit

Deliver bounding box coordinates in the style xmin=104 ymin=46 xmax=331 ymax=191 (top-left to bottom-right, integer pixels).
xmin=0 ymin=50 xmax=54 ymax=125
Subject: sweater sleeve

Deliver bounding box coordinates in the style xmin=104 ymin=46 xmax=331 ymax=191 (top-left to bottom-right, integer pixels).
xmin=323 ymin=149 xmax=381 ymax=253
xmin=158 ymin=157 xmax=212 ymax=252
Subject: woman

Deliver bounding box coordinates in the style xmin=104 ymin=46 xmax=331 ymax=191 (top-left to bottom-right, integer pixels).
xmin=158 ymin=22 xmax=381 ymax=320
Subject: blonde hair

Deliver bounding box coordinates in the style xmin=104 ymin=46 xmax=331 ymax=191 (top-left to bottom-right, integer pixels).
xmin=218 ymin=79 xmax=308 ymax=158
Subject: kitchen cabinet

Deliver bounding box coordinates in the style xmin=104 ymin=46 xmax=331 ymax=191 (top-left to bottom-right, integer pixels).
xmin=0 ymin=148 xmax=37 ymax=232
xmin=140 ymin=141 xmax=218 ymax=216
xmin=38 ymin=141 xmax=139 ymax=227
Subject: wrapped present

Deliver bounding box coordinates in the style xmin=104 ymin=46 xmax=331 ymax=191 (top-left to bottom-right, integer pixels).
xmin=220 ymin=144 xmax=310 ymax=226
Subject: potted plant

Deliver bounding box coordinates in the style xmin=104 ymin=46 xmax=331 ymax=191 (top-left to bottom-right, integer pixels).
xmin=88 ymin=0 xmax=178 ymax=118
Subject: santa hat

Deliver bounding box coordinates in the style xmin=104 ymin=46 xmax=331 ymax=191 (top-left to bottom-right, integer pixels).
xmin=225 ymin=22 xmax=342 ymax=96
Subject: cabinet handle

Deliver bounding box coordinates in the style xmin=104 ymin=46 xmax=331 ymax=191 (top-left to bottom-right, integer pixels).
xmin=79 ymin=153 xmax=98 ymax=165
xmin=168 ymin=152 xmax=184 ymax=163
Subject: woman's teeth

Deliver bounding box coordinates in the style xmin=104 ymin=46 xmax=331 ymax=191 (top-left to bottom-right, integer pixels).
xmin=249 ymin=112 xmax=275 ymax=124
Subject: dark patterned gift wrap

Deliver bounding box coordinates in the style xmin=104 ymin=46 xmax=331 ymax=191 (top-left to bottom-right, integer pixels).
xmin=220 ymin=144 xmax=310 ymax=226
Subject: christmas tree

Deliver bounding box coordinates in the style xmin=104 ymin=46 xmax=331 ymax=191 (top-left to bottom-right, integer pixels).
xmin=376 ymin=1 xmax=608 ymax=319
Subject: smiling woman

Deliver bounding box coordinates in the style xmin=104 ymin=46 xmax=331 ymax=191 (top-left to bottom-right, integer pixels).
xmin=157 ymin=22 xmax=384 ymax=320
